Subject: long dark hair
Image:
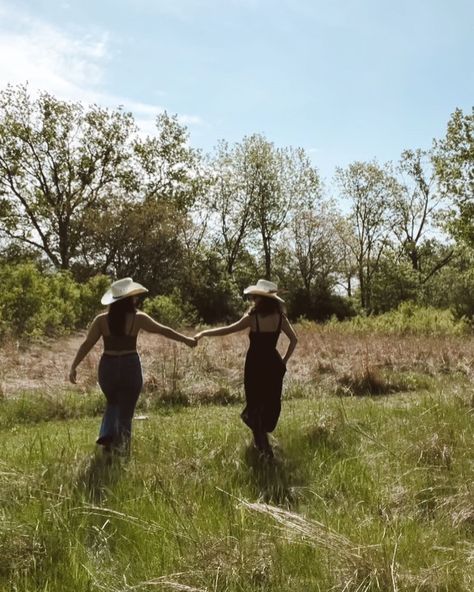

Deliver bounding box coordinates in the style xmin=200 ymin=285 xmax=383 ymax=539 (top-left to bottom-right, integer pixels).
xmin=248 ymin=296 xmax=284 ymax=317
xmin=108 ymin=296 xmax=136 ymax=335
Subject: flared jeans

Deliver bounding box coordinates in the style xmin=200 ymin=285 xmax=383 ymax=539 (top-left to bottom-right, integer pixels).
xmin=97 ymin=353 xmax=143 ymax=452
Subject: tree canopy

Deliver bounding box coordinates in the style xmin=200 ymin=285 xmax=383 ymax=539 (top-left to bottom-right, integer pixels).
xmin=0 ymin=85 xmax=472 ymax=327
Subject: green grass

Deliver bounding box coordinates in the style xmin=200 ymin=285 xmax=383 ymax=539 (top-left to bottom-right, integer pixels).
xmin=1 ymin=380 xmax=473 ymax=591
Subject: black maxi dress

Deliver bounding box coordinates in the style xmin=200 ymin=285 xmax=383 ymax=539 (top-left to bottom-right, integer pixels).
xmin=241 ymin=312 xmax=287 ymax=433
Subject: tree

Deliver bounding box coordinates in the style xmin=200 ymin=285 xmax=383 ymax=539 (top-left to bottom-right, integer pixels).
xmin=286 ymin=201 xmax=343 ymax=295
xmin=393 ymin=149 xmax=444 ymax=270
xmin=332 ymin=216 xmax=358 ymax=298
xmin=208 ymin=134 xmax=321 ymax=280
xmin=335 ymin=161 xmax=401 ymax=311
xmin=247 ymin=135 xmax=322 ymax=278
xmin=209 ymin=139 xmax=261 ymax=275
xmin=78 ymin=198 xmax=184 ymax=293
xmin=0 ymin=85 xmax=135 ymax=269
xmin=433 ymin=107 xmax=474 ymax=246
xmin=275 ymin=201 xmax=354 ymax=320
xmin=369 ymin=253 xmax=419 ymax=313
xmin=133 ymin=112 xmax=209 ymax=211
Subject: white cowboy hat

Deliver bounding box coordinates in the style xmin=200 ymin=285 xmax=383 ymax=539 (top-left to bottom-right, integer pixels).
xmin=243 ymin=279 xmax=285 ymax=303
xmin=101 ymin=277 xmax=148 ymax=305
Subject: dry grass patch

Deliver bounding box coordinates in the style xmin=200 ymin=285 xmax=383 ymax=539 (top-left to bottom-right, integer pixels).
xmin=414 ymin=433 xmax=454 ymax=470
xmin=1 ymin=325 xmax=474 ymax=405
xmin=439 ymin=485 xmax=474 ymax=533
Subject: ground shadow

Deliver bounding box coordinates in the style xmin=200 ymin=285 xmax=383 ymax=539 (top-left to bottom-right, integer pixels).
xmin=75 ymin=448 xmax=123 ymax=503
xmin=244 ymin=442 xmax=308 ymax=506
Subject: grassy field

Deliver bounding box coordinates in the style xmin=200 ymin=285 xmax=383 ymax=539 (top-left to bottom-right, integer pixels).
xmin=1 ymin=325 xmax=474 ymax=591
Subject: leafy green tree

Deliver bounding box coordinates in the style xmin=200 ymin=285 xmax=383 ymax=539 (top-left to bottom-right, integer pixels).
xmin=433 ymin=107 xmax=474 ymax=245
xmin=282 ymin=201 xmax=343 ymax=295
xmin=79 ymin=198 xmax=185 ymax=294
xmin=370 ymin=253 xmax=419 ymax=313
xmin=208 ymin=140 xmax=256 ymax=275
xmin=210 ymin=134 xmax=321 ymax=280
xmin=0 ymin=85 xmax=135 ymax=269
xmin=179 ymin=249 xmax=243 ymax=323
xmin=247 ymin=135 xmax=322 ymax=278
xmin=394 ymin=149 xmax=447 ymax=272
xmin=335 ymin=161 xmax=401 ymax=311
xmin=417 ymin=243 xmax=474 ymax=318
xmin=133 ymin=112 xmax=209 ymax=211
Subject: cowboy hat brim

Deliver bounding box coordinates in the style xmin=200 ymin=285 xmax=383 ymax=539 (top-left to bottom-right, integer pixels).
xmin=243 ymin=287 xmax=285 ymax=303
xmin=101 ymin=285 xmax=148 ymax=306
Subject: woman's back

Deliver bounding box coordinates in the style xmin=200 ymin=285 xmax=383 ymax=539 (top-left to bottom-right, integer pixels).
xmin=99 ymin=312 xmax=139 ymax=354
xmin=98 ymin=312 xmax=139 ymax=337
xmin=248 ymin=311 xmax=282 ymax=334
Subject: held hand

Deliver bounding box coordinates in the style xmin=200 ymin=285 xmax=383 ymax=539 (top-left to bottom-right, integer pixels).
xmin=194 ymin=332 xmax=204 ymax=342
xmin=69 ymin=367 xmax=77 ymax=384
xmin=186 ymin=337 xmax=197 ymax=348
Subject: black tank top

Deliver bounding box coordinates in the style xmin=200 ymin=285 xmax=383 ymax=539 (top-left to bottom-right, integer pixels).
xmin=103 ymin=313 xmax=138 ymax=352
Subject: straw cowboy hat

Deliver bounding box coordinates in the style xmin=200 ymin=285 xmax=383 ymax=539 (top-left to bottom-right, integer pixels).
xmin=101 ymin=277 xmax=148 ymax=305
xmin=243 ymin=279 xmax=285 ymax=303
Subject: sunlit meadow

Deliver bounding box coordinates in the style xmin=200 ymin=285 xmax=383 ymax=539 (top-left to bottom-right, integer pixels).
xmin=1 ymin=320 xmax=473 ymax=591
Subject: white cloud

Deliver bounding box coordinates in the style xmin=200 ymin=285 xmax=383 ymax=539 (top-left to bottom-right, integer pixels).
xmin=178 ymin=114 xmax=205 ymax=126
xmin=0 ymin=3 xmax=108 ymax=100
xmin=124 ymin=100 xmax=204 ymax=138
xmin=0 ymin=2 xmax=204 ymax=134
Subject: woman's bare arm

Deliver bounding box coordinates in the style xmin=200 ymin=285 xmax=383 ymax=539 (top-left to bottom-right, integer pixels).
xmin=281 ymin=316 xmax=298 ymax=364
xmin=138 ymin=313 xmax=196 ymax=347
xmin=194 ymin=315 xmax=252 ymax=340
xmin=69 ymin=316 xmax=102 ymax=383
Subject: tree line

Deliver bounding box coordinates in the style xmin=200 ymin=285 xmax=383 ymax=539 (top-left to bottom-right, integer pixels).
xmin=0 ymin=84 xmax=473 ymax=330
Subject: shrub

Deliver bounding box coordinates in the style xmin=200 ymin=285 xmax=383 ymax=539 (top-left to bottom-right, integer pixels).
xmin=0 ymin=263 xmax=56 ymax=337
xmin=326 ymin=302 xmax=470 ymax=336
xmin=77 ymin=274 xmax=110 ymax=326
xmin=143 ymin=290 xmax=199 ymax=328
xmin=0 ymin=263 xmax=109 ymax=339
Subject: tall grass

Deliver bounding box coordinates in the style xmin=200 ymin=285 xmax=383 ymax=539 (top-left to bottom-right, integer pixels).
xmin=1 ymin=323 xmax=474 ymax=589
xmin=1 ymin=376 xmax=473 ymax=591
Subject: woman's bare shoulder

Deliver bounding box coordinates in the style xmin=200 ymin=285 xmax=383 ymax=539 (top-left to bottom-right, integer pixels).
xmin=135 ymin=311 xmax=154 ymax=327
xmin=136 ymin=311 xmax=150 ymax=320
xmin=91 ymin=312 xmax=107 ymax=325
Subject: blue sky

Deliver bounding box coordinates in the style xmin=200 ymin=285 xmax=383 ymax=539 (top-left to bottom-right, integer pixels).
xmin=0 ymin=0 xmax=472 ymax=183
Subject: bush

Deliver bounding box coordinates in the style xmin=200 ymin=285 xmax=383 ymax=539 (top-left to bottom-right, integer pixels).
xmin=0 ymin=263 xmax=61 ymax=338
xmin=143 ymin=290 xmax=199 ymax=328
xmin=327 ymin=302 xmax=470 ymax=335
xmin=0 ymin=263 xmax=109 ymax=339
xmin=77 ymin=274 xmax=110 ymax=327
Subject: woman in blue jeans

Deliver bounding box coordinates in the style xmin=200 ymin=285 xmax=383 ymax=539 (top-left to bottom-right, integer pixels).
xmin=69 ymin=277 xmax=196 ymax=453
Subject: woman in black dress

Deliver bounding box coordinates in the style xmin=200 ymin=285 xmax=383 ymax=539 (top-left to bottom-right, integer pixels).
xmin=194 ymin=279 xmax=298 ymax=457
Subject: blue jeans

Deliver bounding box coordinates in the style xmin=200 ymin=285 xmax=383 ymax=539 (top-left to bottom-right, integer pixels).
xmin=97 ymin=353 xmax=143 ymax=451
